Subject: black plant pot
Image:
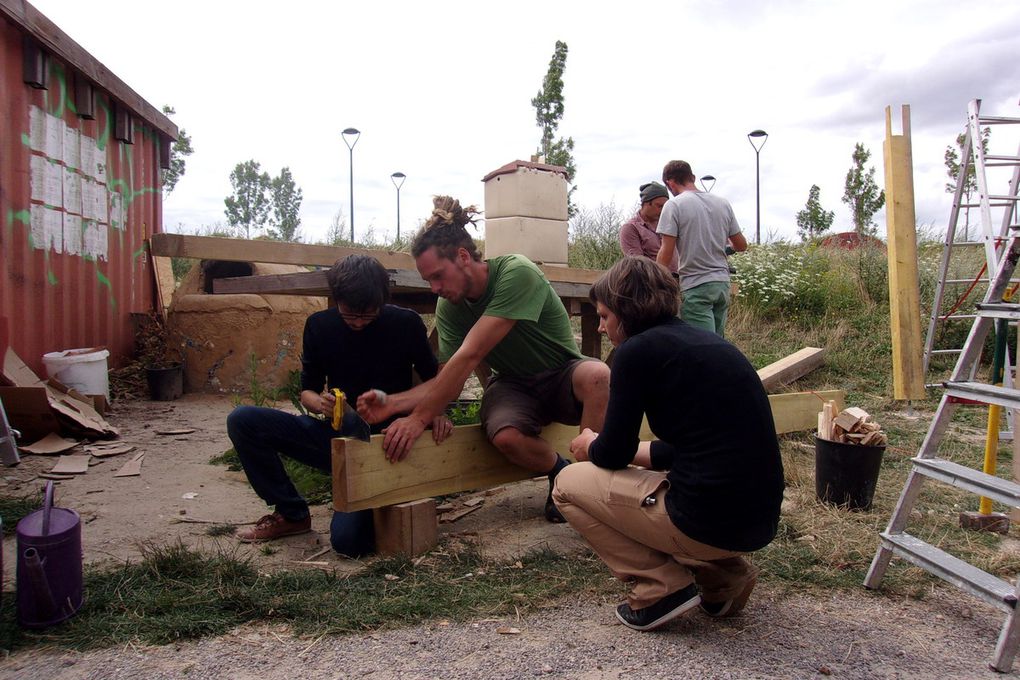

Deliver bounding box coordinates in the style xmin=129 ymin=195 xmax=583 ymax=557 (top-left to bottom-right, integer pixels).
xmin=146 ymin=363 xmax=184 ymax=401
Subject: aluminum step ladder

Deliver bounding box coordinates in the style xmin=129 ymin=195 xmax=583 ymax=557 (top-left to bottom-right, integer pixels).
xmin=922 ymin=100 xmax=1020 ymax=389
xmin=865 ymin=99 xmax=1020 ymax=671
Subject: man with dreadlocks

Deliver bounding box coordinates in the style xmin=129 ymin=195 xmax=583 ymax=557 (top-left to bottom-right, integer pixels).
xmin=357 ymin=196 xmax=609 ymax=522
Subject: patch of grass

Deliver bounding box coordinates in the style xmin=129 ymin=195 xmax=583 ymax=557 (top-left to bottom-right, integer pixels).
xmin=0 ymin=541 xmax=621 ymax=652
xmin=0 ymin=490 xmax=43 ymax=528
xmin=210 ymin=447 xmax=331 ymax=505
xmin=205 ymin=524 xmax=236 ymax=537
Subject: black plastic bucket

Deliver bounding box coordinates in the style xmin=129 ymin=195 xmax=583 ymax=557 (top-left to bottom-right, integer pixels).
xmin=815 ymin=436 xmax=885 ymax=511
xmin=147 ymin=364 xmax=183 ymax=401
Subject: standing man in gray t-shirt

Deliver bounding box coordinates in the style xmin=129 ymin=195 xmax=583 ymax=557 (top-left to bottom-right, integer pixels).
xmin=656 ymin=160 xmax=747 ymax=337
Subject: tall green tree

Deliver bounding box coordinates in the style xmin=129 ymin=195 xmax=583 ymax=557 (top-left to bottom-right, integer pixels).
xmin=268 ymin=167 xmax=303 ymax=242
xmin=531 ymin=40 xmax=577 ymax=215
xmin=224 ymin=160 xmax=272 ymax=239
xmin=842 ymin=143 xmax=885 ymax=235
xmin=160 ymin=105 xmax=194 ymax=195
xmin=944 ymin=127 xmax=991 ymax=240
xmin=796 ymin=184 xmax=834 ymax=240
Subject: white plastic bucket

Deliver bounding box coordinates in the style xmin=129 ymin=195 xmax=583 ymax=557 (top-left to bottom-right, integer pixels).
xmin=42 ymin=348 xmax=110 ymax=400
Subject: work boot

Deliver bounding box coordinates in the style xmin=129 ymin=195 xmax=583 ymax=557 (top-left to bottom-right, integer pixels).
xmin=237 ymin=512 xmax=312 ymax=542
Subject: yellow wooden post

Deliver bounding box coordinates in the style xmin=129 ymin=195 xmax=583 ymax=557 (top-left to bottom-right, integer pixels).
xmin=882 ymin=105 xmax=926 ymax=400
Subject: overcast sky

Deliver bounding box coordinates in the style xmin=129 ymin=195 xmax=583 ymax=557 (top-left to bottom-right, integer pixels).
xmin=28 ymin=0 xmax=1020 ymax=245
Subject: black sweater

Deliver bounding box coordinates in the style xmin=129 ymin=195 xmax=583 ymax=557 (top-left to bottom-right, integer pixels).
xmin=300 ymin=305 xmax=438 ymax=433
xmin=588 ymin=318 xmax=784 ymax=552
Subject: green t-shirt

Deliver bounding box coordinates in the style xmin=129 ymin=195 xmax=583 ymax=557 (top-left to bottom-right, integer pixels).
xmin=436 ymin=254 xmax=583 ymax=377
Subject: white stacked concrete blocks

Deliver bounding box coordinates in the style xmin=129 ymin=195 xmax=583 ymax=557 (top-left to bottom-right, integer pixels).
xmin=483 ymin=162 xmax=568 ymax=265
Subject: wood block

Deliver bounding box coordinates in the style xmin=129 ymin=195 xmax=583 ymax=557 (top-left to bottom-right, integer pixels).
xmin=772 ymin=391 xmax=845 ymax=437
xmin=959 ymin=511 xmax=1010 ymax=534
xmin=757 ymin=347 xmax=826 ymax=392
xmin=372 ymin=499 xmax=438 ymax=556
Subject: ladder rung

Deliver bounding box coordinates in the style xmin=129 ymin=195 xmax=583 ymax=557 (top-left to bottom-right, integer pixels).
xmin=931 ymin=349 xmax=963 ymax=355
xmin=939 ymin=314 xmax=978 ymax=321
xmin=978 ymin=116 xmax=1020 ymax=125
xmin=976 ymin=303 xmax=1020 ymax=320
xmin=944 ymin=382 xmax=1020 ymax=410
xmin=912 ymin=457 xmax=1020 ymax=507
xmin=879 ymin=532 xmax=1016 ymax=612
xmin=960 ymin=202 xmax=1020 ymax=208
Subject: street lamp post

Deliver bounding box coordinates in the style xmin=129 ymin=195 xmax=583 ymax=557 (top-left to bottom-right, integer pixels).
xmin=390 ymin=172 xmax=406 ymax=240
xmin=342 ymin=128 xmax=361 ymax=242
xmin=699 ymin=174 xmax=716 ymax=193
xmin=747 ymin=129 xmax=768 ymax=245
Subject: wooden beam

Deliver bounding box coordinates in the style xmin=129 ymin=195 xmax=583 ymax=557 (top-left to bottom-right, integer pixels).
xmin=757 ymin=347 xmax=826 ymax=392
xmin=333 ymin=391 xmax=841 ymax=511
xmin=883 ymin=105 xmax=926 ymax=400
xmin=149 ymin=233 xmax=602 ymax=286
xmin=152 ymin=256 xmax=176 ymax=317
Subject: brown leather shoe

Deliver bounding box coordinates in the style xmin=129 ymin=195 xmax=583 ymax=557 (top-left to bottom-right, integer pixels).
xmin=237 ymin=512 xmax=311 ymax=543
xmin=700 ymin=575 xmax=757 ymax=618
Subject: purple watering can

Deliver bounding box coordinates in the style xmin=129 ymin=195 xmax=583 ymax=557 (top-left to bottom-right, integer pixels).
xmin=15 ymin=481 xmax=83 ymax=628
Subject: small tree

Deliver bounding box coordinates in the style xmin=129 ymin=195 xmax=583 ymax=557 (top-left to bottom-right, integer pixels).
xmin=567 ymin=202 xmax=626 ymax=270
xmin=268 ymin=167 xmax=303 ymax=242
xmin=795 ymin=184 xmax=834 ymax=240
xmin=531 ymin=40 xmax=577 ymax=215
xmin=842 ymin=143 xmax=885 ymax=235
xmin=224 ymin=160 xmax=272 ymax=239
xmin=160 ymin=105 xmax=193 ymax=195
xmin=944 ymin=127 xmax=990 ymax=240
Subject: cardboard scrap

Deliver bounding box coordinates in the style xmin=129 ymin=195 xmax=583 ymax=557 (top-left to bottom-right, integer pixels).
xmin=19 ymin=432 xmax=81 ymax=455
xmin=86 ymin=443 xmax=136 ymax=458
xmin=114 ymin=452 xmax=145 ymax=477
xmin=38 ymin=472 xmax=73 ymax=480
xmin=1 ymin=348 xmax=117 ymax=439
xmin=51 ymin=454 xmax=91 ymax=474
xmin=156 ymin=428 xmax=195 ymax=436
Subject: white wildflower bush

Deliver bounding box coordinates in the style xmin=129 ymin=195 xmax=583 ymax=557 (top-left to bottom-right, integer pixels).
xmin=732 ymin=243 xmax=856 ymax=318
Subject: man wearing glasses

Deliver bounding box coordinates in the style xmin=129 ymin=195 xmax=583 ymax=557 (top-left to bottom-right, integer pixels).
xmin=226 ymin=255 xmax=450 ymax=555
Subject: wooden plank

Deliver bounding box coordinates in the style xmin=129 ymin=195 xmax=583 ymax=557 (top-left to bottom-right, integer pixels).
xmin=579 ymin=302 xmax=602 ymax=359
xmin=882 ymin=105 xmax=926 ymax=400
xmin=332 ymin=390 xmax=833 ymax=513
xmin=757 ymin=347 xmax=826 ymax=392
xmin=372 ymin=499 xmax=438 ymax=556
xmin=150 ymin=233 xmax=602 ymax=286
xmin=152 ymin=256 xmax=176 ymax=316
xmin=771 ymin=390 xmax=845 ymax=435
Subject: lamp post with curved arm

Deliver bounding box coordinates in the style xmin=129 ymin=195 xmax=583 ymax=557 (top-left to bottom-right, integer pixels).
xmin=342 ymin=128 xmax=361 ymax=242
xmin=748 ymin=129 xmax=768 ymax=245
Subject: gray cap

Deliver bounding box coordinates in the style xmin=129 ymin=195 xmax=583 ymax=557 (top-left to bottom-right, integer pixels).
xmin=639 ymin=182 xmax=668 ymax=204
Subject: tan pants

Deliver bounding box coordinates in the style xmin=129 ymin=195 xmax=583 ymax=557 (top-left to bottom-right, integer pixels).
xmin=553 ymin=462 xmax=758 ymax=610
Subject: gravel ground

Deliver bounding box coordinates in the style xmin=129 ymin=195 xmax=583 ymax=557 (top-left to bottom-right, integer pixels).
xmin=1 ymin=583 xmax=1012 ymax=679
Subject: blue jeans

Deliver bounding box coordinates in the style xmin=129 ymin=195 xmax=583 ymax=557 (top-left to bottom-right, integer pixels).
xmin=225 ymin=405 xmax=375 ymax=557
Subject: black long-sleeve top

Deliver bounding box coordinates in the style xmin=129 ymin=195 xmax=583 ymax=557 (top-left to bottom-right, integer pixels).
xmin=300 ymin=305 xmax=438 ymax=433
xmin=588 ymin=318 xmax=784 ymax=552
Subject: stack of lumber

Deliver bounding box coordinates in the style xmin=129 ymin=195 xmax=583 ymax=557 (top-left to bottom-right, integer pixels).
xmin=817 ymin=403 xmax=887 ymax=447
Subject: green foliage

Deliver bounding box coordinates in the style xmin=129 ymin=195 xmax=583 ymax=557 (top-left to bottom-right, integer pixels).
xmin=170 ymin=256 xmax=193 ymax=282
xmin=945 ymin=127 xmax=990 ymax=196
xmin=160 ymin=105 xmax=193 ymax=195
xmin=283 ymin=369 xmax=308 ymax=416
xmin=268 ymin=166 xmax=303 ymax=242
xmin=446 ymin=400 xmax=481 ymax=425
xmin=795 ymin=184 xmax=834 ymax=240
xmin=224 ymin=160 xmax=272 ymax=239
xmin=531 ymin=40 xmax=577 ymax=215
xmin=230 ymin=353 xmax=278 ymax=408
xmin=567 ymin=202 xmax=626 ymax=270
xmin=842 ymin=143 xmax=885 ymax=235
